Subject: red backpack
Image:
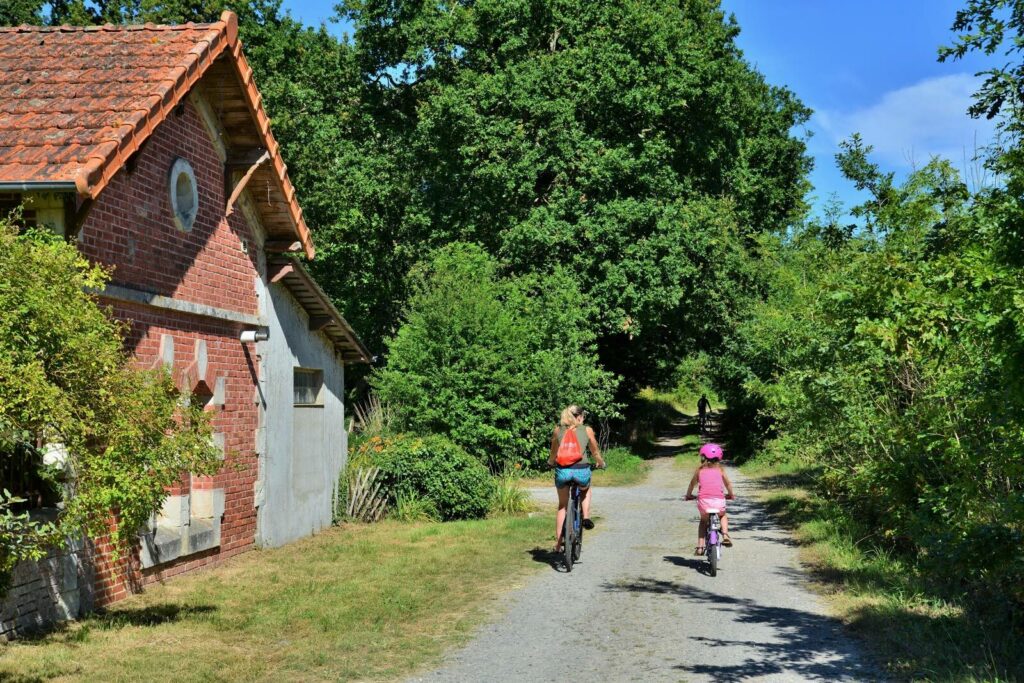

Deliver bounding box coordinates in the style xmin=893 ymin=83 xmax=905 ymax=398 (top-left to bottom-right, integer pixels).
xmin=555 ymin=426 xmax=585 ymax=466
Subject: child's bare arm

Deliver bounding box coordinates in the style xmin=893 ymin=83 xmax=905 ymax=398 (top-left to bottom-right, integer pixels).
xmin=686 ymin=470 xmax=699 ymax=498
xmin=722 ymin=470 xmax=735 ymax=498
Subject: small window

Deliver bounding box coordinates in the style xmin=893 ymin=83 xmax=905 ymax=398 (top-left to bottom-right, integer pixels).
xmin=169 ymin=157 xmax=198 ymax=232
xmin=293 ymin=368 xmax=323 ymax=406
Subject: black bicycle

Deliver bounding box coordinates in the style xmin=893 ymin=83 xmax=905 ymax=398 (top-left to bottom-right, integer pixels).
xmin=698 ymin=412 xmax=712 ymax=437
xmin=558 ymin=464 xmax=603 ymax=572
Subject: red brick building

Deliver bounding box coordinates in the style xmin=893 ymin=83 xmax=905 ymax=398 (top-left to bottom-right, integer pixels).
xmin=0 ymin=12 xmax=369 ymax=637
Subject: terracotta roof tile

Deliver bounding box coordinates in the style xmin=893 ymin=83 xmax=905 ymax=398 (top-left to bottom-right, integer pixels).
xmin=0 ymin=11 xmax=314 ymax=258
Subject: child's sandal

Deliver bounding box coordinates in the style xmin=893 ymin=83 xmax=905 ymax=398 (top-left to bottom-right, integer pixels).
xmin=722 ymin=533 xmax=733 ymax=547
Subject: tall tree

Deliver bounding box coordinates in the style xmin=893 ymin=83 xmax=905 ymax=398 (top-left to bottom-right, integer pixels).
xmin=3 ymin=1 xmax=812 ymax=389
xmin=334 ymin=0 xmax=812 ymax=388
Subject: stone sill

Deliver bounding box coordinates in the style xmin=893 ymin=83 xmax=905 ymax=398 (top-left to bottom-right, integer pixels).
xmin=139 ymin=517 xmax=220 ymax=569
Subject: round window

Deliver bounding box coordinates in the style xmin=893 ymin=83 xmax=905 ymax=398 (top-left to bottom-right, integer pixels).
xmin=169 ymin=157 xmax=199 ymax=232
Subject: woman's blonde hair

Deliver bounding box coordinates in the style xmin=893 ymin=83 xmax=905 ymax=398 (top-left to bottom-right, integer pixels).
xmin=559 ymin=405 xmax=584 ymax=428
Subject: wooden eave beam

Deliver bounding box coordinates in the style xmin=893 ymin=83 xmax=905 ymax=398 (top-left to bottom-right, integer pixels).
xmin=224 ymin=149 xmax=270 ymax=217
xmin=225 ymin=147 xmax=268 ymax=168
xmin=268 ymin=262 xmax=294 ymax=283
xmin=265 ymin=239 xmax=302 ymax=253
xmin=308 ymin=316 xmax=332 ymax=331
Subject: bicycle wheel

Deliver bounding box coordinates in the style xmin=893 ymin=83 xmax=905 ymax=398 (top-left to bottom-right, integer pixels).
xmin=563 ymin=495 xmax=575 ymax=572
xmin=572 ymin=500 xmax=583 ymax=563
xmin=708 ymin=541 xmax=718 ymax=577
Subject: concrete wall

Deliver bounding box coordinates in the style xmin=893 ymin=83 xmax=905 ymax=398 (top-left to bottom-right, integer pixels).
xmin=255 ymin=281 xmax=346 ymax=548
xmin=1 ymin=537 xmax=94 ymax=641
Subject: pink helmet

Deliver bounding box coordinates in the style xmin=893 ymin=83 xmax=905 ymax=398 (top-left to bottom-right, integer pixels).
xmin=699 ymin=443 xmax=723 ymax=460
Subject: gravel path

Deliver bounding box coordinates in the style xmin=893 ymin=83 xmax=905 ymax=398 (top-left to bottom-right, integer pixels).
xmin=411 ymin=423 xmax=879 ymax=682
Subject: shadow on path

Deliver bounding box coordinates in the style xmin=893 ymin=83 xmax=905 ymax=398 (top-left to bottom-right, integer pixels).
xmin=601 ymin=578 xmax=874 ymax=680
xmin=526 ymin=547 xmax=562 ymax=571
xmin=663 ymin=554 xmax=713 ymax=577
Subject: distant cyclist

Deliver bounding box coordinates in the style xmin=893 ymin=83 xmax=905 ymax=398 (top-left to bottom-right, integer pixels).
xmin=548 ymin=405 xmax=605 ymax=554
xmin=697 ymin=394 xmax=712 ymax=432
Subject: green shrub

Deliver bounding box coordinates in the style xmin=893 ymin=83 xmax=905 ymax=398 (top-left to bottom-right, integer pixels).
xmin=353 ymin=434 xmax=493 ymax=521
xmin=489 ymin=469 xmax=531 ymax=517
xmin=391 ymin=492 xmax=440 ymax=522
xmin=373 ymin=243 xmax=618 ymax=471
xmin=0 ymin=220 xmax=220 ymax=596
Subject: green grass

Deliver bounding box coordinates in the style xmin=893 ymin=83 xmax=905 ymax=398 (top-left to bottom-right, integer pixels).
xmin=590 ymin=447 xmax=648 ymax=486
xmin=743 ymin=459 xmax=1024 ymax=682
xmin=0 ymin=516 xmax=552 ymax=682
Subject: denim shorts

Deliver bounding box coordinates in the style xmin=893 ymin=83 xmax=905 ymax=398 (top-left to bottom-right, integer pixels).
xmin=554 ymin=465 xmax=592 ymax=489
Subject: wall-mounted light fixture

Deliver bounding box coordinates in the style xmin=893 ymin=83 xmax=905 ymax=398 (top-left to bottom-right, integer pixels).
xmin=240 ymin=328 xmax=270 ymax=343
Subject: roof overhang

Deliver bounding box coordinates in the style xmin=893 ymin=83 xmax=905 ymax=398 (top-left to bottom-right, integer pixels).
xmin=268 ymin=256 xmax=371 ymax=364
xmin=0 ymin=11 xmax=314 ymax=258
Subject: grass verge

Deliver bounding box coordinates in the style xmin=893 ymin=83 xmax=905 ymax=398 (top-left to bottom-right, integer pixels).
xmin=0 ymin=516 xmax=552 ymax=682
xmin=741 ymin=459 xmax=1024 ymax=682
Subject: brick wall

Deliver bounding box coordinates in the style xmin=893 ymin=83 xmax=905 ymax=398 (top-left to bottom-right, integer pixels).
xmin=75 ymin=100 xmax=263 ymax=606
xmin=0 ymin=536 xmax=95 ymax=641
xmin=79 ymin=101 xmax=259 ymax=314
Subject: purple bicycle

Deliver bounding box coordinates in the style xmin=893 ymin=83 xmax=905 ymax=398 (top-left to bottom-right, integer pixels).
xmin=703 ymin=508 xmax=724 ymax=576
xmin=686 ymin=492 xmax=734 ymax=577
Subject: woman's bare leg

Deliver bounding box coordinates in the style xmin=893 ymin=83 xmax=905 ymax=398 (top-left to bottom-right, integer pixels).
xmin=554 ymin=486 xmax=570 ymax=549
xmin=581 ymin=486 xmax=592 ymax=520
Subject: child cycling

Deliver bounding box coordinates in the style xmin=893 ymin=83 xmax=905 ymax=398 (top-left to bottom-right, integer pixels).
xmin=685 ymin=442 xmax=735 ymax=555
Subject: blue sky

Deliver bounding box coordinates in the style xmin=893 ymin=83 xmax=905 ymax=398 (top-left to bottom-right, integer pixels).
xmin=281 ymin=0 xmax=998 ymax=218
xmin=721 ymin=0 xmax=997 ymax=217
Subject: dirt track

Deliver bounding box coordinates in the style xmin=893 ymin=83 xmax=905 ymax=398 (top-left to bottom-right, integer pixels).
xmin=411 ymin=419 xmax=880 ymax=682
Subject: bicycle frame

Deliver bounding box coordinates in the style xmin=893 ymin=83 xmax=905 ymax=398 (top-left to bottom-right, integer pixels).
xmin=705 ymin=509 xmax=722 ymax=575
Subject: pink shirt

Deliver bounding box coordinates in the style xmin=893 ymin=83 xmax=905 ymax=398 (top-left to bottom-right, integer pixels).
xmin=698 ymin=467 xmax=726 ymax=500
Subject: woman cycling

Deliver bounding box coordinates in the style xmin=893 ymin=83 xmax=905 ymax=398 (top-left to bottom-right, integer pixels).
xmin=548 ymin=405 xmax=605 ymax=553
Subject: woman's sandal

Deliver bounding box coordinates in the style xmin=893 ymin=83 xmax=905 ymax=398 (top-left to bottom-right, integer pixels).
xmin=722 ymin=533 xmax=733 ymax=547
xmin=582 ymin=518 xmax=595 ymax=530
xmin=694 ymin=546 xmax=705 ymax=556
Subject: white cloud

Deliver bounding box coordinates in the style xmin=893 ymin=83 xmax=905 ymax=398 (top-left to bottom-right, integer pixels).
xmin=813 ymin=73 xmax=997 ymax=171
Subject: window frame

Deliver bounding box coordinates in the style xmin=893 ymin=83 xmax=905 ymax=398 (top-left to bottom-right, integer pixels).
xmin=293 ymin=367 xmax=324 ymax=407
xmin=169 ymin=157 xmax=199 ymax=233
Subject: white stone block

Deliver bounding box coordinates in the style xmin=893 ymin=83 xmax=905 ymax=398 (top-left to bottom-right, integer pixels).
xmin=190 ymin=488 xmax=224 ymax=520
xmin=212 ymin=432 xmax=226 ymax=459
xmin=41 ymin=442 xmax=68 ymax=468
xmin=157 ymin=494 xmax=190 ymax=529
xmin=213 ymin=375 xmax=226 ymax=406
xmin=159 ymin=334 xmax=175 ymax=368
xmin=193 ymin=339 xmax=208 ymax=380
